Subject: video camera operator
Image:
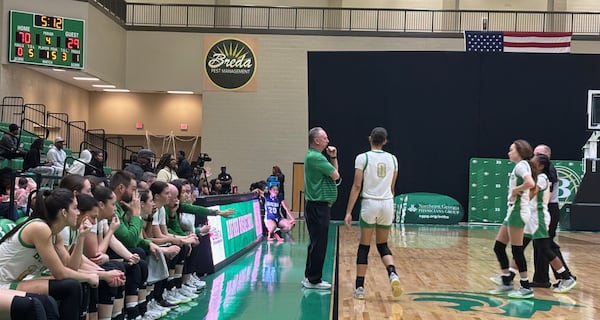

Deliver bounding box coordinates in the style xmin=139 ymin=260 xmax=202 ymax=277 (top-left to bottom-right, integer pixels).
xmin=190 ymin=153 xmax=211 ymax=187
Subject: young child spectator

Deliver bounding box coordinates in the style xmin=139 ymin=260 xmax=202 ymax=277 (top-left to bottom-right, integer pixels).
xmin=14 ymin=177 xmax=35 ymax=214
xmin=264 ymin=183 xmax=295 ymax=242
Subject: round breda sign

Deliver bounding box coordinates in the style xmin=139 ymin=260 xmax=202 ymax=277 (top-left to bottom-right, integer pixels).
xmin=205 ymin=38 xmax=256 ymax=90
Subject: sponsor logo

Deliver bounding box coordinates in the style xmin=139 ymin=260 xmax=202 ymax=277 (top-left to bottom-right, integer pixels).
xmin=205 ymin=38 xmax=256 ymax=90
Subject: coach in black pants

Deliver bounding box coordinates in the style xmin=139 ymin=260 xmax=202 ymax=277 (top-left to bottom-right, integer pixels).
xmin=302 ymin=127 xmax=340 ymax=290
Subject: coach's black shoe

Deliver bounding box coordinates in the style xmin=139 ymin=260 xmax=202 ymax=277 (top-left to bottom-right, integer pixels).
xmin=529 ymin=281 xmax=551 ymax=288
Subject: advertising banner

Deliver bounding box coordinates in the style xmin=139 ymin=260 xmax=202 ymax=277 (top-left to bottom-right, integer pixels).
xmin=203 ymin=36 xmax=258 ymax=92
xmin=394 ymin=192 xmax=464 ymax=225
xmin=207 ymin=199 xmax=262 ymax=265
xmin=468 ymin=158 xmax=582 ymax=223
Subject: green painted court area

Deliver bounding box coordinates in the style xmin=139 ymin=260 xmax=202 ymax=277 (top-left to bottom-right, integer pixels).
xmin=171 ymin=222 xmax=337 ymax=320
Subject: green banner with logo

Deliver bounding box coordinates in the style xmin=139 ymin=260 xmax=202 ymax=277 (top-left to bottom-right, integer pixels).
xmin=207 ymin=199 xmax=262 ymax=265
xmin=394 ymin=192 xmax=464 ymax=224
xmin=468 ymin=158 xmax=582 ymax=224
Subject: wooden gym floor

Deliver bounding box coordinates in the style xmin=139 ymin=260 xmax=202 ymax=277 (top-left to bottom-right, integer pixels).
xmin=337 ymin=223 xmax=600 ymax=320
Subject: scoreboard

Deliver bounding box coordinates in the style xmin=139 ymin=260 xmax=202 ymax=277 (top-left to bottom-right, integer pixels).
xmin=9 ymin=10 xmax=85 ymax=69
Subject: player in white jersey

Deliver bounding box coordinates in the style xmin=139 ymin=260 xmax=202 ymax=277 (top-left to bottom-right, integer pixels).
xmin=490 ymin=140 xmax=535 ymax=299
xmin=0 ymin=188 xmax=99 ymax=320
xmin=524 ymin=154 xmax=576 ymax=293
xmin=344 ymin=127 xmax=401 ymax=299
xmin=531 ymin=144 xmax=575 ymax=288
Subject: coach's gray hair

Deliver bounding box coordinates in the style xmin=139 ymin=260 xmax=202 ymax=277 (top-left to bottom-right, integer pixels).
xmin=308 ymin=127 xmax=323 ymax=145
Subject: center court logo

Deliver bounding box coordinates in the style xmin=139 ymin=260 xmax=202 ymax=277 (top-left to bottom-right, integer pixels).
xmin=410 ymin=292 xmax=581 ymax=318
xmin=205 ymin=38 xmax=256 ymax=90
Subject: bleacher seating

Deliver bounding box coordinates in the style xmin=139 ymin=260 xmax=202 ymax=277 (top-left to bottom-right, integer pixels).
xmin=0 ymin=121 xmax=73 ymax=171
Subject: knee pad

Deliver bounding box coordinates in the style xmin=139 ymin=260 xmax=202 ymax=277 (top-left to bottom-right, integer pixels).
xmin=115 ymin=285 xmax=125 ymax=299
xmin=493 ymin=241 xmax=509 ymax=269
xmin=376 ymin=242 xmax=392 ymax=258
xmin=98 ymin=284 xmax=116 ymax=305
xmin=356 ymin=244 xmax=370 ymax=265
xmin=11 ymin=295 xmax=46 ymax=320
xmin=511 ymin=245 xmax=527 ymax=272
xmin=88 ymin=287 xmax=99 ymax=313
xmin=138 ymin=259 xmax=149 ymax=288
xmin=48 ymin=278 xmax=82 ymax=300
xmin=25 ymin=293 xmax=59 ymax=320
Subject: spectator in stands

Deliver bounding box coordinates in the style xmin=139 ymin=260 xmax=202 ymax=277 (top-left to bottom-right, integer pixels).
xmin=176 ymin=150 xmax=192 ymax=180
xmin=23 ymin=137 xmax=56 ymax=188
xmin=188 ymin=166 xmax=203 ymax=189
xmin=46 ymin=136 xmax=67 ymax=176
xmin=217 ymin=166 xmax=232 ymax=193
xmin=269 ymin=165 xmax=286 ymax=201
xmin=200 ymin=182 xmax=211 ymax=196
xmin=85 ymin=150 xmax=106 ymax=178
xmin=0 ymin=168 xmax=18 ymax=221
xmin=124 ymin=149 xmax=154 ymax=182
xmin=138 ymin=172 xmax=157 ymax=191
xmin=155 ymin=153 xmax=179 ymax=182
xmin=0 ymin=123 xmax=26 ymax=159
xmin=69 ymin=149 xmax=92 ymax=176
xmin=209 ymin=179 xmax=223 ymax=195
xmin=14 ymin=177 xmax=34 ymax=214
xmin=0 ymin=188 xmax=99 ymax=320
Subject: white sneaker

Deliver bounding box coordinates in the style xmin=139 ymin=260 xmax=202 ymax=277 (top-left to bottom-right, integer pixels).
xmin=141 ymin=308 xmax=162 ymax=320
xmin=191 ymin=274 xmax=206 ymax=289
xmin=553 ymin=276 xmax=576 ymax=293
xmin=185 ymin=279 xmax=205 ymax=290
xmin=183 ymin=283 xmax=201 ymax=293
xmin=177 ymin=286 xmax=199 ymax=299
xmin=353 ymin=287 xmax=365 ymax=299
xmin=389 ymin=273 xmax=403 ymax=297
xmin=148 ymin=300 xmax=169 ymax=317
xmin=508 ymin=286 xmax=534 ymax=299
xmin=490 ymin=284 xmax=514 ymax=295
xmin=302 ymin=279 xmax=331 ymax=290
xmin=164 ymin=289 xmax=191 ymax=304
xmin=489 ymin=274 xmax=503 ymax=286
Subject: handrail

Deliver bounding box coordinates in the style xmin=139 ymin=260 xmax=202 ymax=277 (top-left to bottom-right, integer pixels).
xmin=121 ymin=4 xmax=600 ymax=36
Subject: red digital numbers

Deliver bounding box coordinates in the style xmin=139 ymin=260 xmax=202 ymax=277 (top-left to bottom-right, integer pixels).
xmin=67 ymin=38 xmax=80 ymax=50
xmin=16 ymin=31 xmax=31 ymax=44
xmin=15 ymin=47 xmax=23 ymax=57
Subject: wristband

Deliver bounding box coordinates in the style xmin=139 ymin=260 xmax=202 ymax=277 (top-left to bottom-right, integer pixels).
xmin=330 ymin=157 xmax=337 ymax=159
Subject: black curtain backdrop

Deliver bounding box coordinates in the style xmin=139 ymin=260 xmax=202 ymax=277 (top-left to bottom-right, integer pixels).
xmin=308 ymin=51 xmax=600 ymax=221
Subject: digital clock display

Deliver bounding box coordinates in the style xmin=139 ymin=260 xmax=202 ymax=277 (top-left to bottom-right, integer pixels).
xmin=9 ymin=10 xmax=84 ymax=69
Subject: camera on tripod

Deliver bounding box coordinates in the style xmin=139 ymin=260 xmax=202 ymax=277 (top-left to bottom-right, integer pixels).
xmin=198 ymin=153 xmax=212 ymax=167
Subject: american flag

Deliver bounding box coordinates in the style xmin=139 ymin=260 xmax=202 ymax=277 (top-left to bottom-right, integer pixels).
xmin=465 ymin=31 xmax=572 ymax=53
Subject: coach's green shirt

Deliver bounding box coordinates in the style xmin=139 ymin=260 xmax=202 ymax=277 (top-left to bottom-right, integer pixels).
xmin=304 ymin=148 xmax=337 ymax=204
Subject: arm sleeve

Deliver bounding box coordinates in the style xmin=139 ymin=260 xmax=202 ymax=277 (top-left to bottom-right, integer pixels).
xmin=166 ymin=214 xmax=186 ymax=236
xmin=180 ymin=202 xmax=218 ymax=216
